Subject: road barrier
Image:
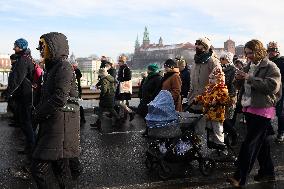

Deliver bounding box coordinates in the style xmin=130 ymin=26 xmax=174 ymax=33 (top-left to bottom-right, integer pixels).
xmin=0 ymin=86 xmax=140 ymax=102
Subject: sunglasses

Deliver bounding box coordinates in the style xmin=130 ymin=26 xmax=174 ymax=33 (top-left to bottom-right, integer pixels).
xmin=220 ymin=57 xmax=225 ymax=61
xmin=267 ymin=48 xmax=277 ymax=52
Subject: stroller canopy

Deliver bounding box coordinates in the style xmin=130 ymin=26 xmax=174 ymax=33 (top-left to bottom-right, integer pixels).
xmin=145 ymin=90 xmax=178 ymax=128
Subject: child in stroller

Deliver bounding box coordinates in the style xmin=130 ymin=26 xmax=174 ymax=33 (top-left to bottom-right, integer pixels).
xmin=144 ymin=90 xmax=215 ymax=179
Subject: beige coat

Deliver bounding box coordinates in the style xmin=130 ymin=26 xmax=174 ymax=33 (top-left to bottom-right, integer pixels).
xmin=188 ymin=56 xmax=220 ymax=110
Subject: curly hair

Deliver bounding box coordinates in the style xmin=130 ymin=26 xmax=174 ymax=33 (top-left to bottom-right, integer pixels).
xmin=244 ymin=39 xmax=267 ymax=62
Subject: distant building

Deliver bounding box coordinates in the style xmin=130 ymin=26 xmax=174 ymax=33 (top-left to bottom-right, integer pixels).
xmin=224 ymin=39 xmax=236 ymax=54
xmin=235 ymin=45 xmax=245 ymax=59
xmin=0 ymin=54 xmax=11 ymax=70
xmin=76 ymin=56 xmax=101 ymax=86
xmin=130 ymin=27 xmax=232 ymax=69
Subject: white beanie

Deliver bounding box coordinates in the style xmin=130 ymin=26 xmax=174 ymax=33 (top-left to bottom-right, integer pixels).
xmin=220 ymin=52 xmax=234 ymax=64
xmin=197 ymin=37 xmax=211 ymax=50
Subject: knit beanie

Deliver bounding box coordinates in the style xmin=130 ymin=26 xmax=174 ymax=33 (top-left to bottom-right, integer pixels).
xmin=220 ymin=52 xmax=234 ymax=64
xmin=197 ymin=37 xmax=211 ymax=50
xmin=147 ymin=64 xmax=159 ymax=73
xmin=14 ymin=38 xmax=28 ymax=50
xmin=164 ymin=59 xmax=177 ymax=68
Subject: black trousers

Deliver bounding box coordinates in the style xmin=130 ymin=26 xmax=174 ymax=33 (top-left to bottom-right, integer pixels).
xmin=234 ymin=112 xmax=274 ymax=185
xmin=32 ymin=159 xmax=69 ymax=189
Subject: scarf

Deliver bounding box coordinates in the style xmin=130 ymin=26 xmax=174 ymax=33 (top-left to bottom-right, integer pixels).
xmin=194 ymin=50 xmax=212 ymax=64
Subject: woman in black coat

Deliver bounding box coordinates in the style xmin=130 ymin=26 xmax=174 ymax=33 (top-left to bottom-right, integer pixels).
xmin=32 ymin=32 xmax=80 ymax=188
xmin=137 ymin=64 xmax=162 ymax=118
xmin=115 ymin=55 xmax=135 ymax=121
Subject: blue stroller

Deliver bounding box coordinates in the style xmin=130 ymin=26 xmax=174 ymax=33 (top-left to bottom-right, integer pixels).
xmin=144 ymin=90 xmax=215 ymax=179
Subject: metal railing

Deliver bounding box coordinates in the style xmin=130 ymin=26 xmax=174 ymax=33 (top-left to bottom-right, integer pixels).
xmin=0 ymin=86 xmax=140 ymax=102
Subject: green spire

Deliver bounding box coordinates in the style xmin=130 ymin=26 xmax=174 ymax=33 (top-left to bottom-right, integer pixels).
xmin=143 ymin=26 xmax=149 ymax=41
xmin=135 ymin=35 xmax=140 ymax=49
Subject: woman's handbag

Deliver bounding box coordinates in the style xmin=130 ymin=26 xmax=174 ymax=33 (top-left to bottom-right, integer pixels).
xmin=119 ymin=80 xmax=132 ymax=94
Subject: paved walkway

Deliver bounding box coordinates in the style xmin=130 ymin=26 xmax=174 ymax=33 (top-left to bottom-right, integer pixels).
xmin=0 ymin=103 xmax=284 ymax=188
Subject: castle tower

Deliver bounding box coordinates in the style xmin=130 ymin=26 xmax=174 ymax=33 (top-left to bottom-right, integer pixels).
xmin=224 ymin=38 xmax=236 ymax=54
xmin=142 ymin=26 xmax=150 ymax=48
xmin=135 ymin=35 xmax=140 ymax=52
xmin=158 ymin=37 xmax=163 ymax=47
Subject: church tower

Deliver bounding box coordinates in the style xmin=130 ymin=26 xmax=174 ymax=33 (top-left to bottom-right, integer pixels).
xmin=158 ymin=37 xmax=163 ymax=47
xmin=142 ymin=26 xmax=150 ymax=48
xmin=135 ymin=35 xmax=140 ymax=52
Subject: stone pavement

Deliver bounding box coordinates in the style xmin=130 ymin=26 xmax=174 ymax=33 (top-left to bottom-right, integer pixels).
xmin=0 ymin=100 xmax=284 ymax=188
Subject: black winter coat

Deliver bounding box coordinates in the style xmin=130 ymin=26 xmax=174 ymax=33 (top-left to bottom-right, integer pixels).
xmin=137 ymin=73 xmax=162 ymax=118
xmin=32 ymin=32 xmax=80 ymax=160
xmin=222 ymin=64 xmax=237 ymax=97
xmin=180 ymin=68 xmax=190 ymax=98
xmin=116 ymin=64 xmax=132 ymax=100
xmin=6 ymin=50 xmax=34 ymax=103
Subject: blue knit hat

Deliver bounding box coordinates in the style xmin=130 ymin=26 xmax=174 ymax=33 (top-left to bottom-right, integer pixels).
xmin=14 ymin=38 xmax=28 ymax=50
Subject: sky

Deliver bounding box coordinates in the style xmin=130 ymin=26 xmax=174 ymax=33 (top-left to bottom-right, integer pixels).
xmin=1 ymin=0 xmax=284 ymax=60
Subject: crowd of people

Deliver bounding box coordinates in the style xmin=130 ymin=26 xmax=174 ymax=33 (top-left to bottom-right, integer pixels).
xmin=1 ymin=33 xmax=284 ymax=188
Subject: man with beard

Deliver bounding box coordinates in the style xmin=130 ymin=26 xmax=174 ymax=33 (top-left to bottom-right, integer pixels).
xmin=267 ymin=41 xmax=284 ymax=142
xmin=188 ymin=37 xmax=220 ymax=111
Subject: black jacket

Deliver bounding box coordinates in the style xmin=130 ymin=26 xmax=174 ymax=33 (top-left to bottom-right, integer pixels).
xmin=117 ymin=64 xmax=131 ymax=82
xmin=32 ymin=32 xmax=80 ymax=160
xmin=137 ymin=73 xmax=162 ymax=117
xmin=222 ymin=64 xmax=237 ymax=96
xmin=180 ymin=68 xmax=190 ymax=98
xmin=6 ymin=50 xmax=34 ymax=103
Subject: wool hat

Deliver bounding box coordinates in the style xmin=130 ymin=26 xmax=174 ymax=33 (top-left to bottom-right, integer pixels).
xmin=175 ymin=57 xmax=186 ymax=67
xmin=147 ymin=64 xmax=159 ymax=73
xmin=164 ymin=59 xmax=177 ymax=68
xmin=209 ymin=66 xmax=225 ymax=84
xmin=196 ymin=37 xmax=211 ymax=50
xmin=14 ymin=38 xmax=28 ymax=50
xmin=220 ymin=52 xmax=234 ymax=64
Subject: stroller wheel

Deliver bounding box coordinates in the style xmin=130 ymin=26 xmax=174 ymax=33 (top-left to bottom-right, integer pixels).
xmin=158 ymin=162 xmax=171 ymax=180
xmin=199 ymin=157 xmax=215 ymax=176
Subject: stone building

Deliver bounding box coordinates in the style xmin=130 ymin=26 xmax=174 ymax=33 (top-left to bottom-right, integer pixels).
xmin=130 ymin=27 xmax=234 ymax=69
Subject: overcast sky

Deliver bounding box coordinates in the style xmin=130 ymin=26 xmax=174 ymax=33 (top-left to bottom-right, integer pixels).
xmin=1 ymin=0 xmax=283 ymax=60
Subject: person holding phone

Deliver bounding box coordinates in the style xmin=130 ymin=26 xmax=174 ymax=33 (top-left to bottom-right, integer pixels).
xmin=227 ymin=39 xmax=281 ymax=187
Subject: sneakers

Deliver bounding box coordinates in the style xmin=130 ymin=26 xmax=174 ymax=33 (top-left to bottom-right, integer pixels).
xmin=254 ymin=173 xmax=275 ymax=182
xmin=275 ymin=133 xmax=284 ymax=142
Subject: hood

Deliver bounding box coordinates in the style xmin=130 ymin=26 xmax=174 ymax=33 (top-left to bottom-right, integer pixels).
xmin=40 ymin=32 xmax=69 ymax=60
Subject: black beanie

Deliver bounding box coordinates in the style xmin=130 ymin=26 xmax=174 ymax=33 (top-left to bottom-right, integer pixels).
xmin=164 ymin=59 xmax=177 ymax=68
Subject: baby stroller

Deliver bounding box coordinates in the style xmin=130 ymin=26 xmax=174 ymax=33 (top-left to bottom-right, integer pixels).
xmin=144 ymin=90 xmax=216 ymax=179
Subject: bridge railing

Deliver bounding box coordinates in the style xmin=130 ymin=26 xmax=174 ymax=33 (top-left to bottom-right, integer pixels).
xmin=0 ymin=86 xmax=140 ymax=102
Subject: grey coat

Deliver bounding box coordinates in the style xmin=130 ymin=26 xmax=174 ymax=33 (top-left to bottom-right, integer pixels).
xmin=32 ymin=32 xmax=80 ymax=160
xmin=236 ymin=58 xmax=282 ymax=108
